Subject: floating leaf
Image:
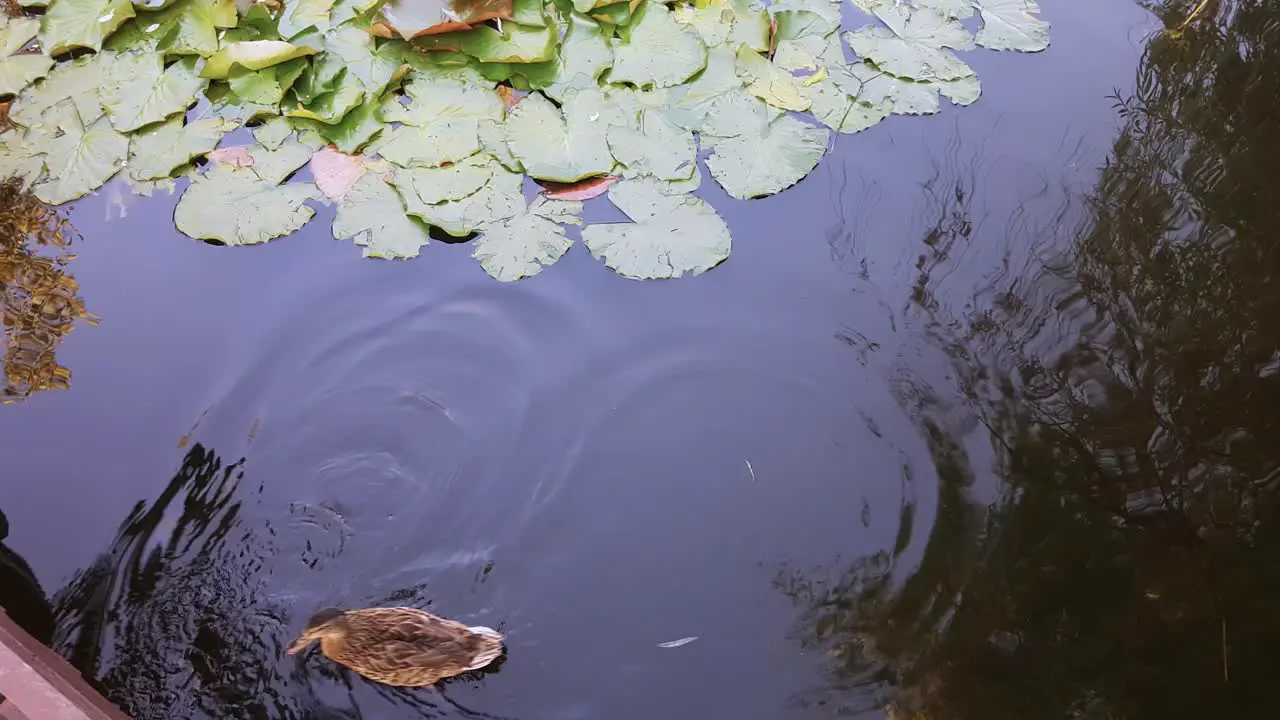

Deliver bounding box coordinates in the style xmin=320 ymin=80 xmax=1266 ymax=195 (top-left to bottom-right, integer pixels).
xmin=472 ymin=196 xmax=580 ymax=281
xmin=504 ymin=85 xmax=621 ymax=183
xmin=0 ymin=17 xmax=53 ymax=96
xmin=705 ymin=112 xmax=828 ymax=200
xmin=830 ymin=60 xmax=940 ymax=115
xmin=174 ymin=164 xmax=318 ymax=244
xmin=672 ymin=0 xmax=735 ymax=47
xmin=0 ymin=127 xmax=49 ymax=187
xmin=609 ymin=2 xmax=706 ymax=89
xmin=32 ymin=105 xmax=129 ymax=205
xmin=252 ymin=116 xmax=295 ymax=149
xmin=308 ymin=145 xmax=393 ymax=200
xmin=287 ymin=70 xmax=364 ymax=123
xmin=39 ymin=0 xmax=136 ymax=55
xmin=939 ymin=74 xmax=981 ymax=105
xmin=663 ymin=44 xmax=741 ymax=131
xmin=455 ymin=23 xmax=557 ymax=63
xmin=378 ymin=0 xmax=513 ymax=40
xmin=607 ymin=109 xmax=696 ymax=181
xmin=735 ymin=44 xmax=810 ymax=112
xmin=582 ymin=178 xmax=730 ymax=280
xmin=728 ymin=0 xmax=771 ymax=53
xmin=539 ymin=174 xmax=617 ymax=200
xmin=391 ymin=155 xmax=492 ymax=204
xmin=9 ymin=53 xmax=109 ymax=127
xmin=127 ymin=115 xmax=233 ymax=181
xmin=101 ymin=52 xmax=205 ymax=132
xmin=201 ymin=41 xmax=319 ymax=79
xmin=844 ymin=5 xmax=975 ymax=82
xmin=208 ymin=145 xmax=254 ymax=167
xmin=147 ymin=0 xmax=239 ymax=57
xmin=802 ymin=76 xmax=889 ymax=133
xmin=294 ymin=99 xmax=386 ymax=153
xmin=333 ymin=173 xmax=430 ymax=258
xmin=657 ymin=636 xmax=699 ymax=648
xmin=522 ymin=12 xmax=612 ymax=99
xmin=397 ymin=160 xmax=524 ymax=236
xmin=973 ymin=0 xmax=1050 ymax=52
xmin=374 ymin=74 xmax=502 ymax=167
xmin=277 ymin=0 xmax=337 ymax=40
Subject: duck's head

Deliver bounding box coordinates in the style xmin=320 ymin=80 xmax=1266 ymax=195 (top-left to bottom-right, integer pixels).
xmin=288 ymin=607 xmax=348 ymax=654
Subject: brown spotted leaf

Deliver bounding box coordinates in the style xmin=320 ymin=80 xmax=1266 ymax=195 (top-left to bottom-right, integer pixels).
xmin=538 ymin=175 xmax=619 ymax=201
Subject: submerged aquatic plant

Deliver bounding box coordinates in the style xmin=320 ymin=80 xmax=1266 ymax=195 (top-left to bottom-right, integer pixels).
xmin=0 ymin=0 xmax=1048 ymax=281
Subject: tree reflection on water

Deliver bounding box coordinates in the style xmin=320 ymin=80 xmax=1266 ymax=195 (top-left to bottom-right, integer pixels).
xmin=782 ymin=1 xmax=1280 ymax=717
xmin=0 ymin=175 xmax=96 ymax=403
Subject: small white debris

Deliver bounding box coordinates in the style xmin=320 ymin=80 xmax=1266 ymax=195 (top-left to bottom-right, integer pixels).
xmin=98 ymin=10 xmax=115 ymax=23
xmin=657 ymin=636 xmax=698 ymax=649
xmin=745 ymin=458 xmax=755 ymax=481
xmin=589 ymin=112 xmax=599 ymax=122
xmin=146 ymin=23 xmax=160 ymax=32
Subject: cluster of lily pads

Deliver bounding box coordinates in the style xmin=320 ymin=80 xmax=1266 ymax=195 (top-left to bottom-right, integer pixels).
xmin=0 ymin=0 xmax=1048 ymax=281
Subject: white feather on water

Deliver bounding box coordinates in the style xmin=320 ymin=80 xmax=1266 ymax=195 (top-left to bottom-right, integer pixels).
xmin=657 ymin=636 xmax=698 ymax=648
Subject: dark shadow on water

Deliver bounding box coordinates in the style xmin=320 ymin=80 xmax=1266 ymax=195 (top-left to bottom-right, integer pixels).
xmin=50 ymin=443 xmax=504 ymax=719
xmin=778 ymin=1 xmax=1280 ymax=717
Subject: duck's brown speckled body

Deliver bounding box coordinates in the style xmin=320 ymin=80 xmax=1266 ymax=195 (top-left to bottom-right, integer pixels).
xmin=288 ymin=607 xmax=504 ymax=687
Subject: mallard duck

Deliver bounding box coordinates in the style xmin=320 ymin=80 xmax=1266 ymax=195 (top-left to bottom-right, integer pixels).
xmin=288 ymin=606 xmax=504 ymax=687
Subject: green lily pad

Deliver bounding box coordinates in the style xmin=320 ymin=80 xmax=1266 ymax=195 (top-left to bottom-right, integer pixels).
xmin=373 ymin=75 xmax=501 ymax=166
xmin=9 ymin=52 xmax=110 ymax=127
xmin=609 ymin=1 xmax=706 ymax=89
xmin=736 ymin=44 xmax=811 ymax=112
xmin=0 ymin=127 xmax=49 ymax=188
xmin=39 ymin=0 xmax=136 ymax=55
xmin=830 ymin=60 xmax=941 ymax=115
xmin=581 ymin=177 xmax=731 ymax=280
xmin=845 ymin=6 xmax=975 ymax=82
xmin=454 ymin=23 xmax=557 ymax=63
xmin=0 ymin=17 xmax=53 ymax=97
xmin=331 ymin=0 xmax=382 ymax=26
xmin=705 ymin=112 xmax=828 ymax=200
xmin=315 ymin=24 xmax=405 ymax=95
xmin=146 ymin=0 xmax=239 ymax=57
xmin=672 ymin=0 xmax=735 ymax=47
xmin=511 ymin=0 xmax=547 ymax=26
xmin=802 ymin=75 xmax=890 ymax=134
xmin=396 ymin=160 xmax=524 ymax=236
xmin=472 ymin=196 xmax=580 ymax=281
xmin=288 ymin=70 xmax=364 ymax=123
xmin=504 ymin=86 xmax=622 ymax=183
xmin=663 ymin=44 xmax=742 ymax=131
xmin=252 ymin=116 xmax=294 ymax=149
xmin=521 ymin=12 xmax=611 ymax=99
xmin=974 ymin=0 xmax=1050 ymax=52
xmin=391 ymin=155 xmax=492 ymax=204
xmin=201 ymin=41 xmax=319 ymax=79
xmin=32 ymin=105 xmax=129 ymax=205
xmin=127 ymin=115 xmax=233 ymax=181
xmin=294 ymin=99 xmax=386 ymax=153
xmin=244 ymin=137 xmax=319 ymax=184
xmin=939 ymin=74 xmax=982 ymax=105
xmin=228 ymin=56 xmax=309 ymax=105
xmin=379 ymin=0 xmax=514 ymax=40
xmin=333 ymin=173 xmax=431 ymax=258
xmin=278 ymin=0 xmax=337 ymax=40
xmin=728 ymin=0 xmax=770 ymax=52
xmin=769 ymin=0 xmax=840 ymax=42
xmin=606 ymin=108 xmax=696 ymax=181
xmin=101 ymin=52 xmax=206 ymax=132
xmin=174 ymin=164 xmax=318 ymax=244
xmin=478 ymin=117 xmax=521 ymax=171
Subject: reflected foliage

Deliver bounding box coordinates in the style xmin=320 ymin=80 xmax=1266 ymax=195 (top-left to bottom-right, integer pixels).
xmin=784 ymin=1 xmax=1280 ymax=717
xmin=0 ymin=175 xmax=95 ymax=403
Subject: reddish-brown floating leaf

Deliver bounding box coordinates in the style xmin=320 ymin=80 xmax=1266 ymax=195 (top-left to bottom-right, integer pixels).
xmin=208 ymin=146 xmax=254 ymax=168
xmin=309 ymin=146 xmax=370 ymax=201
xmin=769 ymin=16 xmax=778 ymax=56
xmin=496 ymin=85 xmax=523 ymax=111
xmin=369 ymin=22 xmax=396 ymax=38
xmin=538 ymin=176 xmax=619 ymax=201
xmin=379 ymin=0 xmax=514 ymax=41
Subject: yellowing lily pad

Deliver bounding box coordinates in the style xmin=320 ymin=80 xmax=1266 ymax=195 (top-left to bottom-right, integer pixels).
xmin=201 ymin=41 xmax=319 ymax=79
xmin=610 ymin=1 xmax=706 ymax=89
xmin=39 ymin=0 xmax=136 ymax=55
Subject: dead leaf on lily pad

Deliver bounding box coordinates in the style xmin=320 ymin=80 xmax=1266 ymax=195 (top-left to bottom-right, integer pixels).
xmin=208 ymin=145 xmax=254 ymax=167
xmin=538 ymin=175 xmax=618 ymax=201
xmin=378 ymin=0 xmax=514 ymax=40
xmin=309 ymin=145 xmax=391 ymax=201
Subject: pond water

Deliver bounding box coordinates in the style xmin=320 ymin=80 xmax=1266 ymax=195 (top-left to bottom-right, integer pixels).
xmin=6 ymin=0 xmax=1280 ymax=718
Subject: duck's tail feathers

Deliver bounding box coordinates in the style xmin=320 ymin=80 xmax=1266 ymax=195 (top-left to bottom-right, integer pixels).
xmin=467 ymin=625 xmax=505 ymax=670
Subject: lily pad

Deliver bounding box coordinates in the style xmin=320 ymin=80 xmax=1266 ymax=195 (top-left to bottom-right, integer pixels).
xmin=201 ymin=41 xmax=319 ymax=79
xmin=522 ymin=12 xmax=612 ymax=99
xmin=609 ymin=1 xmax=706 ymax=89
xmin=472 ymin=196 xmax=581 ymax=281
xmin=831 ymin=60 xmax=941 ymax=115
xmin=0 ymin=127 xmax=49 ymax=187
xmin=0 ymin=17 xmax=53 ymax=96
xmin=32 ymin=104 xmax=129 ymax=205
xmin=397 ymin=160 xmax=524 ymax=236
xmin=174 ymin=164 xmax=318 ymax=244
xmin=973 ymin=0 xmax=1050 ymax=52
xmin=294 ymin=99 xmax=386 ymax=153
xmin=379 ymin=0 xmax=513 ymax=40
xmin=277 ymin=0 xmax=337 ymax=40
xmin=390 ymin=155 xmax=492 ymax=204
xmin=582 ymin=178 xmax=731 ymax=280
xmin=606 ymin=109 xmax=696 ymax=181
xmin=333 ymin=173 xmax=431 ymax=258
xmin=252 ymin=116 xmax=294 ymax=149
xmin=455 ymin=23 xmax=557 ymax=63
xmin=663 ymin=44 xmax=741 ymax=131
xmin=127 ymin=115 xmax=233 ymax=181
xmin=705 ymin=112 xmax=829 ymax=199
xmin=802 ymin=76 xmax=890 ymax=134
xmin=39 ymin=0 xmax=136 ymax=55
xmin=844 ymin=5 xmax=975 ymax=82
xmin=147 ymin=0 xmax=239 ymax=57
xmin=672 ymin=0 xmax=735 ymax=47
xmin=736 ymin=44 xmax=810 ymax=112
xmin=101 ymin=52 xmax=206 ymax=132
xmin=504 ymin=85 xmax=621 ymax=183
xmin=10 ymin=52 xmax=110 ymax=127
xmin=374 ymin=74 xmax=503 ymax=167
